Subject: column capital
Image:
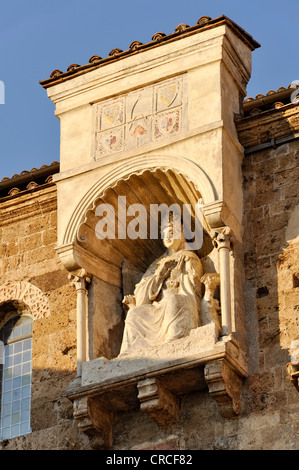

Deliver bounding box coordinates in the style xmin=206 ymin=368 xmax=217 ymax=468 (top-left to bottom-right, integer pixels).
xmin=68 ymin=269 xmax=91 ymax=291
xmin=211 ymin=227 xmax=233 ymax=250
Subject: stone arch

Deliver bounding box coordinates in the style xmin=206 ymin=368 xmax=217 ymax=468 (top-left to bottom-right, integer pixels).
xmin=63 ymin=154 xmax=217 ymax=247
xmin=0 ymin=281 xmax=50 ymax=321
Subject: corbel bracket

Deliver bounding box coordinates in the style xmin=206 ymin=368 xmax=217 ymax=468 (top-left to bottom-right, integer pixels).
xmin=204 ymin=359 xmax=243 ymax=418
xmin=137 ymin=377 xmax=180 ymax=428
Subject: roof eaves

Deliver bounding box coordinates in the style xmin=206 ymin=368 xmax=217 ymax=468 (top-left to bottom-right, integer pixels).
xmin=0 ymin=161 xmax=59 ymax=200
xmin=39 ymin=15 xmax=260 ymax=89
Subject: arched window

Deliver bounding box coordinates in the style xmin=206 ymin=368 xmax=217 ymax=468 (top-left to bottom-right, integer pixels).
xmin=0 ymin=315 xmax=33 ymax=440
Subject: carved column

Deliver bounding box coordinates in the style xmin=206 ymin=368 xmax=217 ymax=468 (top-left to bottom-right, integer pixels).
xmin=212 ymin=228 xmax=233 ymax=336
xmin=69 ymin=270 xmax=91 ymax=376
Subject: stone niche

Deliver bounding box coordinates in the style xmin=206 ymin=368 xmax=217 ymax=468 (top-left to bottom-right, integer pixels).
xmin=41 ymin=16 xmax=259 ymax=448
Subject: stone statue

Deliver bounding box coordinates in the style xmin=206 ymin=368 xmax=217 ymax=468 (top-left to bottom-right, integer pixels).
xmin=200 ymin=273 xmax=221 ymax=333
xmin=119 ymin=219 xmax=204 ymax=354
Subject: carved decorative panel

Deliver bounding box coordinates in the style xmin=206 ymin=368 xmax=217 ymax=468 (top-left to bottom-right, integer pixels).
xmin=0 ymin=281 xmax=50 ymax=320
xmin=94 ymin=75 xmax=186 ymax=158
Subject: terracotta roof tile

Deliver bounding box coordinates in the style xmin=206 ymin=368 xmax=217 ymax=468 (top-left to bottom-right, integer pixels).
xmin=40 ymin=15 xmax=260 ymax=88
xmin=0 ymin=161 xmax=59 ymax=200
xmin=242 ymin=83 xmax=298 ymax=117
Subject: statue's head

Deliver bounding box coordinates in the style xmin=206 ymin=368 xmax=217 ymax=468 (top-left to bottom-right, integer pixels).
xmin=161 ymin=211 xmax=185 ymax=251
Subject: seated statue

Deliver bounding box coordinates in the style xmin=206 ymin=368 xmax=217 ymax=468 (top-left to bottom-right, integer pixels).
xmin=119 ymin=219 xmax=203 ymax=355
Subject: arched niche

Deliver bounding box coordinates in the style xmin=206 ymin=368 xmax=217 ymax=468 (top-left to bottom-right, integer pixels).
xmin=67 ymin=164 xmax=218 ymax=360
xmin=62 ymin=154 xmax=217 ymax=248
xmin=77 ymin=167 xmax=215 ymax=273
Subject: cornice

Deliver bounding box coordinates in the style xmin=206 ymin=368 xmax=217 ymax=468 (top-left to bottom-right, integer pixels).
xmin=236 ymin=102 xmax=299 ymax=149
xmin=0 ymin=184 xmax=57 ymax=226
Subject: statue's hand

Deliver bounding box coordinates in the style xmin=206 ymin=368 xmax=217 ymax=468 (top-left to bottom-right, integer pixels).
xmin=123 ymin=294 xmax=136 ymax=307
xmin=156 ymin=259 xmax=174 ymax=282
xmin=176 ymin=254 xmax=189 ymax=271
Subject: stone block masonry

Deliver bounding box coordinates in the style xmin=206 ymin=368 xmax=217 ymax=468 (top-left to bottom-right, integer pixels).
xmin=241 ymin=139 xmax=299 ymax=447
xmin=0 ymin=184 xmax=89 ymax=449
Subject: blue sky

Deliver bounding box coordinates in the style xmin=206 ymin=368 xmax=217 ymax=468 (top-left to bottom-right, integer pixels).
xmin=0 ymin=0 xmax=298 ymax=180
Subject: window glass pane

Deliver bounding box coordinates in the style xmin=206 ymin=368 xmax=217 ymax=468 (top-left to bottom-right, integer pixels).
xmin=21 ymin=397 xmax=30 ymax=411
xmin=4 ymin=367 xmax=12 ymax=380
xmin=12 ymin=326 xmax=22 ymax=340
xmin=3 ymin=379 xmax=12 ymax=392
xmin=2 ymin=415 xmax=10 ymax=427
xmin=12 ymin=388 xmax=21 ymax=401
xmin=22 ymin=323 xmax=32 ymax=337
xmin=0 ymin=316 xmax=33 ymax=441
xmin=12 ymin=401 xmax=21 ymax=413
xmin=5 ymin=356 xmax=13 ymax=368
xmin=5 ymin=344 xmax=13 ymax=357
xmin=3 ymin=403 xmax=11 ymax=416
xmin=14 ymin=343 xmax=22 ymax=354
xmin=22 ymin=375 xmax=31 ymax=386
xmin=11 ymin=412 xmax=20 ymax=424
xmin=13 ymin=377 xmax=22 ymax=389
xmin=21 ymin=386 xmax=31 ymax=399
xmin=2 ymin=427 xmax=11 ymax=439
xmin=20 ymin=422 xmax=30 ymax=435
xmin=22 ymin=362 xmax=31 ymax=374
xmin=23 ymin=339 xmax=32 ymax=352
xmin=21 ymin=409 xmax=30 ymax=422
xmin=3 ymin=391 xmax=11 ymax=404
xmin=11 ymin=424 xmax=20 ymax=438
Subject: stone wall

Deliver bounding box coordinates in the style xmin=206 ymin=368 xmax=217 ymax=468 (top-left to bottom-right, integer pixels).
xmin=0 ymin=184 xmax=88 ymax=450
xmin=240 ymin=140 xmax=299 ymax=448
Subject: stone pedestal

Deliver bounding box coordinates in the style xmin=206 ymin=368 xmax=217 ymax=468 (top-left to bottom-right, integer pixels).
xmin=66 ymin=325 xmax=247 ymax=448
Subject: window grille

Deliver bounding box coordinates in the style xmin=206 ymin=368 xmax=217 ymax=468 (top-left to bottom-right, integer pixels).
xmin=0 ymin=315 xmax=33 ymax=441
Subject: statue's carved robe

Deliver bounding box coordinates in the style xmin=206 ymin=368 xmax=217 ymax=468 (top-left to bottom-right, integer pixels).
xmin=120 ymin=249 xmax=203 ymax=354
